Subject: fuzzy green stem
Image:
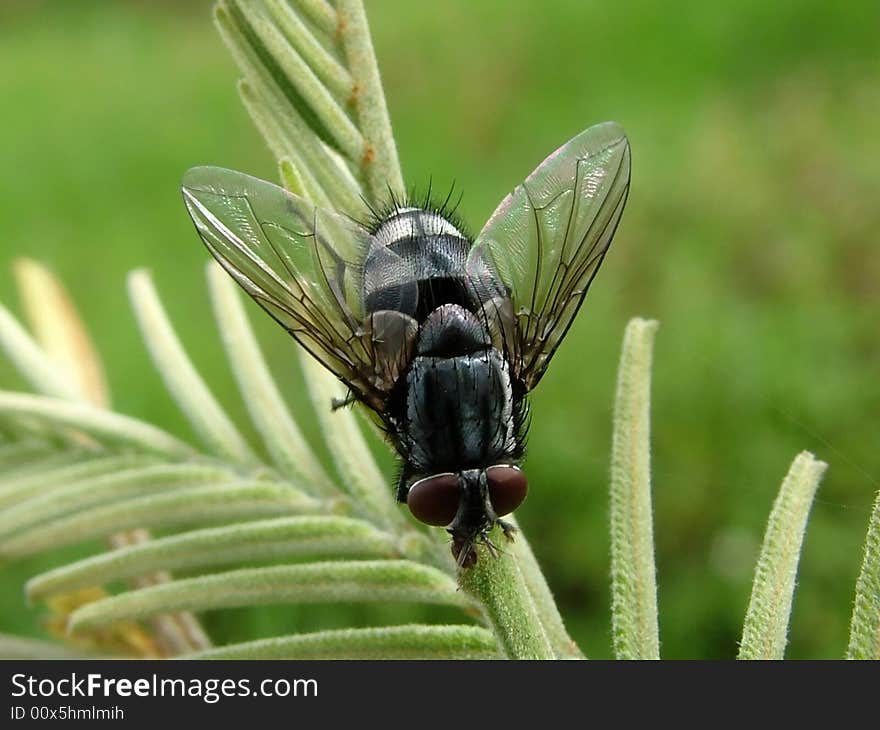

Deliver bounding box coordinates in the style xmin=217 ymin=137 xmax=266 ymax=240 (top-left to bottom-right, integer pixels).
xmin=205 ymin=264 xmax=337 ymax=496
xmin=68 ymin=561 xmax=469 ymax=631
xmin=127 ymin=270 xmax=259 ymax=467
xmin=337 ymin=0 xmax=405 ymax=201
xmin=846 ymin=488 xmax=880 ymax=659
xmin=505 ymin=517 xmax=584 ymax=658
xmin=738 ymin=451 xmax=826 ymax=660
xmin=458 ymin=525 xmax=555 ymax=660
xmin=264 ymin=0 xmax=352 ymax=100
xmin=241 ymin=4 xmax=365 ymax=161
xmin=0 ymin=391 xmax=194 ymax=459
xmin=27 ymin=516 xmax=398 ymax=602
xmin=189 ymin=624 xmax=499 ymax=660
xmin=0 ymin=481 xmax=319 ymax=559
xmin=0 ymin=454 xmax=158 ymax=509
xmin=610 ymin=317 xmax=660 ymax=659
xmin=0 ymin=463 xmax=234 ymax=542
xmin=216 ymin=3 xmax=364 ymax=214
xmin=298 ymin=351 xmax=403 ymax=531
xmin=0 ymin=301 xmax=81 ymax=401
xmin=0 ymin=633 xmax=100 ymax=659
xmin=296 ymin=0 xmax=338 ymax=38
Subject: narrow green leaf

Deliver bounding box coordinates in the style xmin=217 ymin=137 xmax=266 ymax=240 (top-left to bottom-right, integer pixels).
xmin=846 ymin=488 xmax=880 ymax=659
xmin=236 ymin=78 xmax=364 ymax=215
xmin=217 ymin=4 xmax=365 ymax=213
xmin=738 ymin=451 xmax=827 ymax=660
xmin=0 ymin=633 xmax=99 ymax=659
xmin=296 ymin=0 xmax=338 ymax=38
xmin=205 ymin=264 xmax=336 ymax=496
xmin=0 ymin=391 xmax=194 ymax=459
xmin=127 ymin=270 xmax=259 ymax=467
xmin=242 ymin=4 xmax=365 ymax=163
xmin=0 ymin=447 xmax=94 ymax=486
xmin=264 ymin=0 xmax=352 ymax=100
xmin=0 ymin=481 xmax=320 ymax=559
xmin=68 ymin=561 xmax=469 ymax=631
xmin=458 ymin=525 xmax=555 ymax=660
xmin=337 ymin=0 xmax=405 ymax=201
xmin=190 ymin=624 xmax=498 ymax=660
xmin=609 ymin=317 xmax=660 ymax=660
xmin=505 ymin=516 xmax=584 ymax=659
xmin=0 ymin=300 xmax=81 ymax=401
xmin=28 ymin=516 xmax=399 ymax=601
xmin=298 ymin=351 xmax=402 ymax=530
xmin=236 ymin=80 xmax=334 ymax=208
xmin=278 ymin=157 xmax=308 ymax=196
xmin=14 ymin=263 xmax=212 ymax=657
xmin=0 ymin=463 xmax=234 ymax=541
xmin=14 ymin=258 xmax=110 ymax=408
xmin=0 ymin=440 xmax=52 ymax=469
xmin=222 ymin=1 xmax=338 ymax=151
xmin=0 ymin=453 xmax=160 ymax=509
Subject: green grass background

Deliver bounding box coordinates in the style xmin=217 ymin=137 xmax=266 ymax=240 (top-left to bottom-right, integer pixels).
xmin=0 ymin=0 xmax=877 ymax=659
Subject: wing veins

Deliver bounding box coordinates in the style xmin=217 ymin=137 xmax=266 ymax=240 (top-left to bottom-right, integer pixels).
xmin=539 ymin=152 xmax=625 ymax=331
xmin=523 ymin=174 xmax=629 ymax=379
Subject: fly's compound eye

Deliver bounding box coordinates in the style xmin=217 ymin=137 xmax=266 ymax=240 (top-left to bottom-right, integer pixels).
xmin=407 ymin=473 xmax=460 ymax=526
xmin=485 ymin=466 xmax=528 ymax=517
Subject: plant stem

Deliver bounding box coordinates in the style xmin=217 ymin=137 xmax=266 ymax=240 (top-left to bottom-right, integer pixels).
xmin=0 ymin=391 xmax=194 ymax=459
xmin=846 ymin=487 xmax=880 ymax=659
xmin=189 ymin=624 xmax=499 ymax=660
xmin=337 ymin=0 xmax=405 ymax=201
xmin=610 ymin=317 xmax=660 ymax=659
xmin=459 ymin=525 xmax=555 ymax=660
xmin=505 ymin=516 xmax=584 ymax=658
xmin=738 ymin=451 xmax=826 ymax=660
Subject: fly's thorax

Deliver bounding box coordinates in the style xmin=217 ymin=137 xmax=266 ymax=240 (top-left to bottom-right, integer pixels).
xmin=362 ymin=207 xmax=472 ymax=318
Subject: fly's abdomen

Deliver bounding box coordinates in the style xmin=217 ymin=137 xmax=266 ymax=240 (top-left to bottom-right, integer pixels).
xmin=403 ymin=346 xmax=515 ymax=472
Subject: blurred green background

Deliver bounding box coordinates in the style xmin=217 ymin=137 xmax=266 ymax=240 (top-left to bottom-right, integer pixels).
xmin=1 ymin=0 xmax=878 ymax=659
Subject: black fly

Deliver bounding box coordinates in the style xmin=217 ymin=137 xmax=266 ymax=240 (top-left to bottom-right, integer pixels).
xmin=181 ymin=122 xmax=631 ymax=567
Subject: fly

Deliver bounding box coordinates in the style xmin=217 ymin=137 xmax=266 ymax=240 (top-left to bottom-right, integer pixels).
xmin=181 ymin=121 xmax=631 ymax=567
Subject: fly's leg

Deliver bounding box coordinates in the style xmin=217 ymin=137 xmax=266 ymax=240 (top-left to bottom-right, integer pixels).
xmin=331 ymin=391 xmax=356 ymax=410
xmin=496 ymin=518 xmax=517 ymax=542
xmin=395 ymin=471 xmax=409 ymax=503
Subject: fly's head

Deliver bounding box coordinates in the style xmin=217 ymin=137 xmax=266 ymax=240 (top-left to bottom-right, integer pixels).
xmin=405 ymin=465 xmax=528 ymax=568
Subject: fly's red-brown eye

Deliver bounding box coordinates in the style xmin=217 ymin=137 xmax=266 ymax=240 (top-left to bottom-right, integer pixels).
xmin=407 ymin=473 xmax=460 ymax=526
xmin=486 ymin=466 xmax=528 ymax=517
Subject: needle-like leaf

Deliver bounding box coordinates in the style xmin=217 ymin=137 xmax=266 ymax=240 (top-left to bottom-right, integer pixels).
xmin=459 ymin=525 xmax=555 ymax=660
xmin=128 ymin=270 xmax=259 ymax=466
xmin=205 ymin=263 xmax=336 ymax=496
xmin=0 ymin=454 xmax=159 ymax=509
xmin=609 ymin=318 xmax=660 ymax=659
xmin=190 ymin=624 xmax=499 ymax=660
xmin=738 ymin=451 xmax=826 ymax=660
xmin=846 ymin=488 xmax=880 ymax=659
xmin=0 ymin=392 xmax=194 ymax=459
xmin=14 ymin=258 xmax=110 ymax=407
xmin=68 ymin=561 xmax=469 ymax=631
xmin=0 ymin=481 xmax=320 ymax=559
xmin=0 ymin=463 xmax=234 ymax=541
xmin=298 ymin=351 xmax=401 ymax=530
xmin=27 ymin=516 xmax=399 ymax=602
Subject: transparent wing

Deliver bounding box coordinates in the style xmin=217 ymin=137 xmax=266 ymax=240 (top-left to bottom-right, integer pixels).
xmin=468 ymin=122 xmax=631 ymax=390
xmin=182 ymin=166 xmax=412 ymax=411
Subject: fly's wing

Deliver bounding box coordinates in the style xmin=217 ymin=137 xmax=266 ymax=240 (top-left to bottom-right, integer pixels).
xmin=467 ymin=122 xmax=631 ymax=391
xmin=182 ymin=166 xmax=410 ymax=412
